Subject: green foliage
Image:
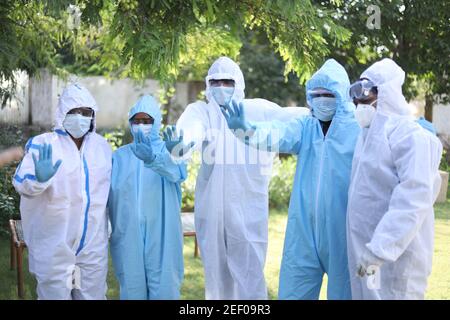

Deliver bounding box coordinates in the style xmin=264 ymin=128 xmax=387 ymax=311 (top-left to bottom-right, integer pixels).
xmin=101 ymin=128 xmax=127 ymax=151
xmin=181 ymin=153 xmax=201 ymax=211
xmin=1 ymin=0 xmax=351 ymax=105
xmin=0 ymin=125 xmax=32 ymax=237
xmin=0 ymin=0 xmax=90 ymax=106
xmin=440 ymin=149 xmax=450 ymax=173
xmin=269 ymin=156 xmax=297 ymax=208
xmin=0 ymin=165 xmax=21 ymax=238
xmin=102 ymin=0 xmax=350 ymax=83
xmin=240 ymin=30 xmax=306 ymax=106
xmin=321 ymin=0 xmax=450 ymax=103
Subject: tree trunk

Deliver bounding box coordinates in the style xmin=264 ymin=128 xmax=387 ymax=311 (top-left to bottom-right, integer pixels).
xmin=161 ymin=83 xmax=174 ymax=126
xmin=162 ymin=99 xmax=171 ymax=125
xmin=424 ymin=93 xmax=433 ymax=122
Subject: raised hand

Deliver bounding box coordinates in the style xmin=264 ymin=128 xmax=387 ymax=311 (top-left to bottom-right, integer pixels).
xmin=32 ymin=144 xmax=62 ymax=183
xmin=220 ymin=100 xmax=252 ymax=131
xmin=131 ymin=129 xmax=156 ymax=163
xmin=163 ymin=125 xmax=195 ymax=157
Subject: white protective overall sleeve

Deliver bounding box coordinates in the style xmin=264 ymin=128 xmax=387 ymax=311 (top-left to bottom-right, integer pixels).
xmin=366 ymin=126 xmax=443 ymax=262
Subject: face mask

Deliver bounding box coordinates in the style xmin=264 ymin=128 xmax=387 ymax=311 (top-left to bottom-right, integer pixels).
xmin=63 ymin=114 xmax=92 ymax=138
xmin=355 ymin=101 xmax=377 ymax=128
xmin=132 ymin=124 xmax=153 ymax=137
xmin=211 ymin=86 xmax=234 ymax=107
xmin=312 ymin=97 xmax=337 ymax=121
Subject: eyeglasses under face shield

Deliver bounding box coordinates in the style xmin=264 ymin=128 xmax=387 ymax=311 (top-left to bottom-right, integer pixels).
xmin=349 ymin=79 xmax=377 ymax=100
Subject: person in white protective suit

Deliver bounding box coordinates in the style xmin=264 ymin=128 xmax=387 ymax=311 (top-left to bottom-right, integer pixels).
xmin=346 ymin=58 xmax=443 ymax=300
xmin=171 ymin=56 xmax=309 ymax=300
xmin=13 ymin=83 xmax=112 ymax=300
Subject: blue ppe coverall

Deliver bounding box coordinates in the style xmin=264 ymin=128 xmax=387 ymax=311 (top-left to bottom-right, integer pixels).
xmin=250 ymin=59 xmax=361 ymax=299
xmin=108 ymin=95 xmax=187 ymax=300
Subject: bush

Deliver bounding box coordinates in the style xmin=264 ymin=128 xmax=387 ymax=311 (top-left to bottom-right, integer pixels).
xmin=440 ymin=149 xmax=450 ymax=173
xmin=0 ymin=124 xmax=43 ymax=237
xmin=181 ymin=153 xmax=200 ymax=212
xmin=99 ymin=127 xmax=132 ymax=151
xmin=269 ymin=155 xmax=296 ymax=209
xmin=0 ymin=164 xmax=21 ymax=237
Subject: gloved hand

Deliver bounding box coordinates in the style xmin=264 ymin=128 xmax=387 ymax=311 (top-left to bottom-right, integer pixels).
xmin=32 ymin=143 xmax=62 ymax=183
xmin=416 ymin=116 xmax=437 ymax=135
xmin=163 ymin=125 xmax=195 ymax=157
xmin=131 ymin=129 xmax=156 ymax=164
xmin=356 ymin=247 xmax=384 ymax=277
xmin=221 ymin=100 xmax=254 ymax=132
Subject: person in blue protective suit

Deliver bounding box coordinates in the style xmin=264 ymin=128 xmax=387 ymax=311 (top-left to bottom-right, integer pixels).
xmin=221 ymin=59 xmax=361 ymax=300
xmin=108 ymin=95 xmax=187 ymax=300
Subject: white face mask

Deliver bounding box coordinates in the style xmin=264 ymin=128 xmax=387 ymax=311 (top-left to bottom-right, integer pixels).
xmin=63 ymin=114 xmax=92 ymax=138
xmin=311 ymin=97 xmax=337 ymax=122
xmin=355 ymin=101 xmax=377 ymax=128
xmin=211 ymin=86 xmax=235 ymax=107
xmin=132 ymin=124 xmax=153 ymax=137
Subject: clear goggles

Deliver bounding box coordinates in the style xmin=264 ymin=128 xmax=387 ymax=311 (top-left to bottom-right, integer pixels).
xmin=349 ymin=79 xmax=376 ymax=100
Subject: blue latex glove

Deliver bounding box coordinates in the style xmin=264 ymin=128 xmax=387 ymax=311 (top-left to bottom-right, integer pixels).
xmin=32 ymin=143 xmax=62 ymax=183
xmin=163 ymin=125 xmax=195 ymax=157
xmin=221 ymin=100 xmax=254 ymax=132
xmin=416 ymin=116 xmax=437 ymax=135
xmin=131 ymin=129 xmax=156 ymax=163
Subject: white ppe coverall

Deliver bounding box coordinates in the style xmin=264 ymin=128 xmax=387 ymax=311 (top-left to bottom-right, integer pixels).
xmin=177 ymin=56 xmax=309 ymax=299
xmin=13 ymin=83 xmax=112 ymax=299
xmin=346 ymin=59 xmax=443 ymax=300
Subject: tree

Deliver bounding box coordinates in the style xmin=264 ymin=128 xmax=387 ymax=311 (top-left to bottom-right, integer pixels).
xmin=320 ymin=0 xmax=449 ymax=121
xmin=0 ymin=0 xmax=104 ymax=107
xmin=1 ymin=0 xmax=351 ymax=105
xmin=239 ymin=29 xmax=306 ymax=106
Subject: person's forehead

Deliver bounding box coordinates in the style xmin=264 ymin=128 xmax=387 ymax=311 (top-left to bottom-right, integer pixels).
xmin=133 ymin=112 xmax=151 ymax=119
xmin=71 ymin=107 xmax=92 ymax=111
xmin=308 ymin=87 xmax=333 ymax=95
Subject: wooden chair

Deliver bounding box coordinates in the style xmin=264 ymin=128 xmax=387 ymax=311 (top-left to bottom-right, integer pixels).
xmin=181 ymin=212 xmax=199 ymax=258
xmin=9 ymin=219 xmax=27 ymax=299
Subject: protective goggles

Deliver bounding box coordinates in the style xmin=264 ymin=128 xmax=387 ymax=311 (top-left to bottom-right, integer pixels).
xmin=349 ymin=79 xmax=377 ymax=100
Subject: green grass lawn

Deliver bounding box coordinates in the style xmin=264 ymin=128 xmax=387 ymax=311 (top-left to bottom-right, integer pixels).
xmin=1 ymin=201 xmax=449 ymax=300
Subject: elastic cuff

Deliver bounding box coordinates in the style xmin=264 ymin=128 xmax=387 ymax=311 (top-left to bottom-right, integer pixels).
xmin=29 ymin=177 xmax=53 ymax=195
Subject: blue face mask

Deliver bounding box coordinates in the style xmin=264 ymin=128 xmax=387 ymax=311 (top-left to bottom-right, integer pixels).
xmin=312 ymin=97 xmax=337 ymax=121
xmin=131 ymin=124 xmax=153 ymax=137
xmin=63 ymin=114 xmax=92 ymax=138
xmin=211 ymin=86 xmax=234 ymax=107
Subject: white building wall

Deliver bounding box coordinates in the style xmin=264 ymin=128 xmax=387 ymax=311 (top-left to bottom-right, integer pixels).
xmin=1 ymin=70 xmax=197 ymax=129
xmin=0 ymin=71 xmax=29 ymax=125
xmin=433 ymin=104 xmax=450 ymax=136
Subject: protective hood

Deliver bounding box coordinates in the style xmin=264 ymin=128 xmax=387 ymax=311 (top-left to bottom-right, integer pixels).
xmin=55 ymin=83 xmax=98 ymax=131
xmin=360 ymin=58 xmax=412 ymax=116
xmin=306 ymin=59 xmax=354 ymax=118
xmin=128 ymin=94 xmax=162 ymax=142
xmin=205 ymin=56 xmax=245 ymax=106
